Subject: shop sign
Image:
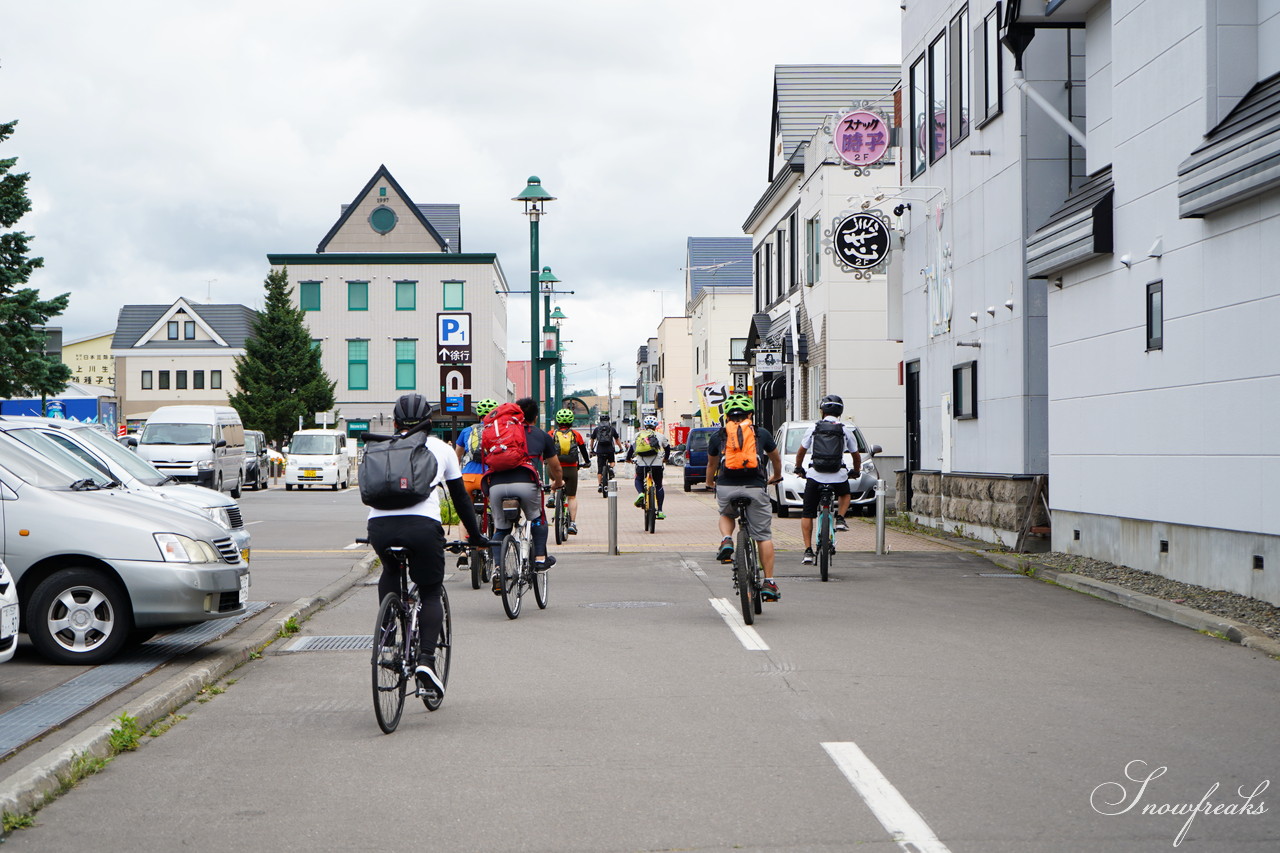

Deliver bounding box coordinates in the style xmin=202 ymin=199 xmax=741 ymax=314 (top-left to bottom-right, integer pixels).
xmin=834 ymin=212 xmax=891 ymax=270
xmin=834 ymin=110 xmax=890 ymax=167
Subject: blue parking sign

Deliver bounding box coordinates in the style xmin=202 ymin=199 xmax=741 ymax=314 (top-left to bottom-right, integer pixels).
xmin=444 ymin=396 xmax=464 ymax=413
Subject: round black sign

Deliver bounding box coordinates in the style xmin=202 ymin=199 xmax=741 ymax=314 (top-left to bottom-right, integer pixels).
xmin=834 ymin=213 xmax=890 ymax=270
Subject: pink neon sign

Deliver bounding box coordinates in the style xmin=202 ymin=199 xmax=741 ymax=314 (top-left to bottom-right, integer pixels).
xmin=834 ymin=110 xmax=890 ymax=167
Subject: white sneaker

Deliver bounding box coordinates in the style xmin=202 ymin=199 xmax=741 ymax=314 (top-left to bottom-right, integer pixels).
xmin=414 ymin=664 xmax=444 ymax=699
xmin=802 ymin=548 xmax=815 ymax=565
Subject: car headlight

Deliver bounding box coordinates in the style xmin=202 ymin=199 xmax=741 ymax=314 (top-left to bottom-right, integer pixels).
xmin=204 ymin=506 xmax=233 ymax=529
xmin=196 ymin=460 xmax=214 ymax=470
xmin=155 ymin=533 xmax=220 ymax=563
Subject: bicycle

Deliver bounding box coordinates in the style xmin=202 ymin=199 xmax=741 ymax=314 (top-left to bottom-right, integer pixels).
xmin=814 ymin=481 xmax=838 ymax=582
xmin=598 ymin=458 xmax=614 ymax=498
xmin=641 ymin=468 xmax=658 ymax=534
xmin=551 ymin=485 xmax=569 ymax=545
xmin=461 ymin=489 xmax=495 ymax=590
xmin=729 ymin=496 xmax=764 ymax=624
xmin=362 ymin=537 xmax=480 ymax=734
xmin=495 ymin=490 xmax=550 ymax=619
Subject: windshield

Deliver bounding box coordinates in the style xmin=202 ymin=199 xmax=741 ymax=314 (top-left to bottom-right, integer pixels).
xmin=66 ymin=425 xmax=170 ymax=485
xmin=2 ymin=429 xmax=117 ymax=487
xmin=245 ymin=433 xmax=261 ymax=453
xmin=784 ymin=424 xmax=868 ymax=455
xmin=0 ymin=432 xmax=101 ymax=489
xmin=140 ymin=423 xmax=213 ymax=445
xmin=688 ymin=430 xmax=711 ymax=452
xmin=290 ymin=435 xmax=340 ymax=455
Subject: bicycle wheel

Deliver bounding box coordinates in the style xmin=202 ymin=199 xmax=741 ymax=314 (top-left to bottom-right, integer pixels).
xmin=644 ymin=478 xmax=657 ymax=534
xmin=735 ymin=522 xmax=755 ymax=625
xmin=371 ymin=593 xmax=407 ymax=734
xmin=533 ymin=559 xmax=550 ymax=609
xmin=818 ymin=507 xmax=831 ymax=583
xmin=469 ymin=551 xmax=482 ymax=589
xmin=554 ymin=491 xmax=568 ymax=544
xmin=750 ymin=540 xmax=763 ymax=615
xmin=423 ymin=587 xmax=451 ymax=711
xmin=500 ymin=535 xmax=524 ymax=619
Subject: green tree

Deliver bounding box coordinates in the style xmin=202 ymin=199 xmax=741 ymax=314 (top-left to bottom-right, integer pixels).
xmin=0 ymin=119 xmax=71 ymax=399
xmin=229 ymin=267 xmax=335 ymax=448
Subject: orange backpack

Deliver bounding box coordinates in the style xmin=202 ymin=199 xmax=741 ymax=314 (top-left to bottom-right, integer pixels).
xmin=721 ymin=417 xmax=762 ymax=470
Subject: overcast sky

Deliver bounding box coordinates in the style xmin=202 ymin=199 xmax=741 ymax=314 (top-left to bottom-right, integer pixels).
xmin=2 ymin=1 xmax=899 ymax=396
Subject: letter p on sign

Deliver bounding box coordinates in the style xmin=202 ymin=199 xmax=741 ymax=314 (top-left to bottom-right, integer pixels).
xmin=437 ymin=313 xmax=471 ymax=346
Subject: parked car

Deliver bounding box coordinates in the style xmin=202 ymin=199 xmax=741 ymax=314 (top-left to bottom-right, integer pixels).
xmin=770 ymin=420 xmax=882 ymax=518
xmin=132 ymin=405 xmax=246 ymax=497
xmin=681 ymin=427 xmax=720 ymax=491
xmin=284 ymin=429 xmax=353 ymax=491
xmin=0 ymin=559 xmax=18 ymax=664
xmin=244 ymin=429 xmax=269 ymax=490
xmin=0 ymin=416 xmax=251 ymax=562
xmin=0 ymin=433 xmax=249 ymax=664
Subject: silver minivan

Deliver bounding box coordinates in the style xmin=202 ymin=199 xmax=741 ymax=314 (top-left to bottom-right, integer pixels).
xmin=0 ymin=434 xmax=249 ymax=664
xmin=134 ymin=405 xmax=246 ymax=497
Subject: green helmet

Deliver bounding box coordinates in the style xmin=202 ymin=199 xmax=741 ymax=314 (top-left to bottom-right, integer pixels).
xmin=555 ymin=408 xmax=575 ymax=425
xmin=474 ymin=398 xmax=498 ymax=417
xmin=723 ymin=393 xmax=755 ymax=415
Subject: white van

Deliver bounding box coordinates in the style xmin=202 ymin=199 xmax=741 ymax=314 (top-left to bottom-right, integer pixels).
xmin=135 ymin=406 xmax=246 ymax=498
xmin=284 ymin=429 xmax=353 ymax=491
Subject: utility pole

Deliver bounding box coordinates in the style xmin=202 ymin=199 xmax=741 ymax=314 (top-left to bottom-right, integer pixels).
xmin=603 ymin=361 xmax=614 ymax=419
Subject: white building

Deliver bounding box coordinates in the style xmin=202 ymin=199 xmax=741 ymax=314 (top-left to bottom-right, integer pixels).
xmin=686 ymin=236 xmax=753 ymax=423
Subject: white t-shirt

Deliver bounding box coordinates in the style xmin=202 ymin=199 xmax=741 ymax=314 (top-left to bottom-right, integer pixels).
xmin=366 ymin=435 xmax=462 ymax=522
xmin=799 ymin=416 xmax=861 ymax=485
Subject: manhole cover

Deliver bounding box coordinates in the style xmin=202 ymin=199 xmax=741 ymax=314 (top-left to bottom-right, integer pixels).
xmin=581 ymin=601 xmax=672 ymax=609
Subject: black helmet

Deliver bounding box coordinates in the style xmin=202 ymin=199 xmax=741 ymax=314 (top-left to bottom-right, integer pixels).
xmin=819 ymin=394 xmax=844 ymax=416
xmin=393 ymin=393 xmax=433 ymax=426
xmin=599 ymin=412 xmax=611 ymax=422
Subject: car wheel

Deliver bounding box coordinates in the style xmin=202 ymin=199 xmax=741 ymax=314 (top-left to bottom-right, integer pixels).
xmin=27 ymin=568 xmax=131 ymax=665
xmin=683 ymin=480 xmax=692 ymax=492
xmin=215 ymin=474 xmax=223 ymax=494
xmin=285 ymin=483 xmax=293 ymax=491
xmin=231 ymin=474 xmax=242 ymax=499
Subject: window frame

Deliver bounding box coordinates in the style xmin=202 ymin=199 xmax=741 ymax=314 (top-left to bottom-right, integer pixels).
xmin=158 ymin=370 xmax=171 ymax=390
xmin=953 ymin=360 xmax=978 ymax=419
xmin=141 ymin=370 xmax=153 ymax=390
xmin=806 ymin=216 xmax=821 ymax=286
xmin=183 ymin=320 xmax=196 ymax=340
xmin=928 ymin=32 xmax=949 ymax=164
xmin=176 ymin=370 xmax=188 ymax=390
xmin=442 ymin=280 xmax=464 ymax=311
xmin=976 ymin=4 xmax=1004 ymax=127
xmin=949 ymin=6 xmax=971 ymax=147
xmin=1146 ymin=281 xmax=1164 ymax=351
xmin=211 ymin=370 xmax=222 ymax=390
xmin=167 ymin=321 xmax=179 ymax=340
xmin=347 ymin=340 xmax=369 ymax=391
xmin=910 ymin=55 xmax=928 ymax=177
xmin=395 ymin=280 xmax=417 ymax=311
xmin=299 ymin=281 xmax=322 ymax=312
xmin=193 ymin=370 xmax=205 ymax=390
xmin=347 ymin=280 xmax=369 ymax=312
xmin=394 ymin=339 xmax=417 ymax=391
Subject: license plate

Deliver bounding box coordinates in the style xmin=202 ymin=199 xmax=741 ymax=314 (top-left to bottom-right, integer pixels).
xmin=239 ymin=574 xmax=250 ymax=604
xmin=303 ymin=469 xmax=318 ymax=477
xmin=1 ymin=603 xmax=18 ymax=640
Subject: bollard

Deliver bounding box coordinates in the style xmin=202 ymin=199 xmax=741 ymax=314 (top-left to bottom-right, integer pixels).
xmin=607 ymin=476 xmax=619 ymax=556
xmin=874 ymin=478 xmax=887 ymax=555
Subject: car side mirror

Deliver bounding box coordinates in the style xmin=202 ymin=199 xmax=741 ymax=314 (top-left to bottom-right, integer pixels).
xmin=215 ymin=439 xmax=227 ymax=449
xmin=870 ymin=444 xmax=882 ymax=456
xmin=121 ymin=436 xmax=138 ymax=448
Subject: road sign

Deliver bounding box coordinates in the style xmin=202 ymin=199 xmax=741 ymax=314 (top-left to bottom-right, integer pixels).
xmin=444 ymin=396 xmax=464 ymax=413
xmin=437 ymin=313 xmax=472 ymax=364
xmin=439 ymin=365 xmax=471 ymax=413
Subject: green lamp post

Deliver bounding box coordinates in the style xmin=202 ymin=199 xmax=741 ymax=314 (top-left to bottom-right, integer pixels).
xmin=513 ymin=177 xmax=556 ymax=421
xmin=549 ymin=304 xmax=567 ymax=419
xmin=538 ymin=266 xmax=561 ymax=429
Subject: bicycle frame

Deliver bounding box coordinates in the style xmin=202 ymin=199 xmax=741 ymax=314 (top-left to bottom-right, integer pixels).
xmin=815 ymin=483 xmax=836 ymax=582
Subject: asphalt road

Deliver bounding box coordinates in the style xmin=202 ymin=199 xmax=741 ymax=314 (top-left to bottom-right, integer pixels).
xmin=2 ymin=483 xmax=1277 ymax=852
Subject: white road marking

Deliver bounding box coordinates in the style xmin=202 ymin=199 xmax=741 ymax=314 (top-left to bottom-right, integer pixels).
xmin=681 ymin=558 xmax=706 ymax=577
xmin=708 ymin=598 xmax=769 ymax=650
xmin=344 ymin=542 xmax=366 ymax=550
xmin=822 ymin=742 xmax=952 ymax=853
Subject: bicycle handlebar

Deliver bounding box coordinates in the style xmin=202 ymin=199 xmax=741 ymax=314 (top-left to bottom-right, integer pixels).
xmin=355 ymin=537 xmax=489 ymax=552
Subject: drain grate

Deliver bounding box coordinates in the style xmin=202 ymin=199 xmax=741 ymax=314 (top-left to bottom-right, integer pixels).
xmin=282 ymin=635 xmax=373 ymax=652
xmin=580 ymin=601 xmax=672 ymax=609
xmin=0 ymin=601 xmax=269 ymax=759
xmin=975 ymin=572 xmax=1026 ymax=578
xmin=775 ymin=575 xmax=841 ymax=582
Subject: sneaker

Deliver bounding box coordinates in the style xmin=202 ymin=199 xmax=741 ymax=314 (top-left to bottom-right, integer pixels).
xmin=492 ymin=572 xmax=504 ymax=596
xmin=802 ymin=548 xmax=815 ymax=565
xmin=655 ymin=511 xmax=666 ymax=520
xmin=835 ymin=518 xmax=849 ymax=532
xmin=415 ymin=664 xmax=445 ymax=700
xmin=456 ymin=554 xmax=469 ymax=570
xmin=534 ymin=555 xmax=557 ymax=572
xmin=546 ymin=495 xmax=557 ymax=508
xmin=567 ymin=521 xmax=578 ymax=535
xmin=716 ymin=537 xmax=734 ymax=563
xmin=761 ymin=580 xmax=780 ymax=602
xmin=634 ymin=494 xmax=645 ymax=508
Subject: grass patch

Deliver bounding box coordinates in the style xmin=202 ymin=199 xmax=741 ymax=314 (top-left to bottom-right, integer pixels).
xmin=108 ymin=713 xmax=145 ymax=753
xmin=2 ymin=812 xmax=35 ymax=832
xmin=277 ymin=616 xmax=301 ymax=638
xmin=146 ymin=712 xmax=187 ymax=738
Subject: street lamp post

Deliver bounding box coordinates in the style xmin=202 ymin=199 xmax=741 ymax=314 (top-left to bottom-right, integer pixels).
xmin=538 ymin=266 xmax=561 ymax=430
xmin=513 ymin=177 xmax=556 ymax=421
xmin=550 ymin=304 xmax=567 ymax=416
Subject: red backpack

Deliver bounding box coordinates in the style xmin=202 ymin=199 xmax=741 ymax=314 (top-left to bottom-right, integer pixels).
xmin=480 ymin=402 xmax=532 ymax=473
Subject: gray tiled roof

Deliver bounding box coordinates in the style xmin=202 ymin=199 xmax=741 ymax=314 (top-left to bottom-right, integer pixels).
xmin=417 ymin=205 xmax=460 ymax=252
xmin=112 ymin=302 xmax=259 ymax=349
xmin=771 ymin=65 xmax=900 ymax=178
xmin=687 ymin=237 xmax=752 ymax=302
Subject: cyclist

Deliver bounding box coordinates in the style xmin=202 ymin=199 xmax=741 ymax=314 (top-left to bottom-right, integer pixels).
xmin=794 ymin=394 xmax=863 ymax=565
xmin=366 ymin=393 xmax=487 ymax=699
xmin=627 ymin=414 xmax=672 ymax=519
xmin=705 ymin=394 xmax=784 ymax=600
xmin=485 ymin=397 xmax=564 ymax=591
xmin=550 ymin=408 xmax=590 ymax=534
xmin=589 ymin=412 xmax=622 ymax=492
xmin=455 ymin=398 xmax=498 ymax=498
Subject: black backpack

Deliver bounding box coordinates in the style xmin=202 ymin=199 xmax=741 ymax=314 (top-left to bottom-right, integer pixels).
xmin=809 ymin=420 xmax=847 ymax=473
xmin=593 ymin=424 xmax=617 ymax=445
xmin=359 ymin=429 xmax=440 ymax=510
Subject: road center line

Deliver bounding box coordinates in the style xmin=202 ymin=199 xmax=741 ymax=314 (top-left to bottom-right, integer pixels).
xmin=708 ymin=598 xmax=769 ymax=650
xmin=821 ymin=742 xmax=952 ymax=853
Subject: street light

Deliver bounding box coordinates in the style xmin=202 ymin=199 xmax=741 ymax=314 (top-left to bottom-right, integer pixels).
xmin=549 ymin=305 xmax=567 ymax=417
xmin=537 ymin=266 xmax=561 ymax=430
xmin=513 ymin=176 xmax=556 ymax=421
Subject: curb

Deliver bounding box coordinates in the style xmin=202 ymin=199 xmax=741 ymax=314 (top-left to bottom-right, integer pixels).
xmin=981 ymin=553 xmax=1280 ymax=659
xmin=0 ymin=553 xmax=377 ymax=820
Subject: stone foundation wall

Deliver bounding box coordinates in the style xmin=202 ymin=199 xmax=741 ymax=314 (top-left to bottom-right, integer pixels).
xmin=896 ymin=471 xmax=1048 ymax=542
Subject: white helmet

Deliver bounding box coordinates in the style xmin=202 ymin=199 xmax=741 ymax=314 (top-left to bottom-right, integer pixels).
xmin=642 ymin=414 xmax=659 ymax=428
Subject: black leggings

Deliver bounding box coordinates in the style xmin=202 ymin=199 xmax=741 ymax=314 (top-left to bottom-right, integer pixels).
xmin=367 ymin=515 xmax=446 ymax=665
xmin=634 ymin=466 xmax=665 ymax=510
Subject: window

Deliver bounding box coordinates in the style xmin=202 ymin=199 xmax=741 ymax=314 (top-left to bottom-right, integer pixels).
xmin=158 ymin=371 xmax=171 ymax=390
xmin=348 ymin=340 xmax=369 ymax=390
xmin=949 ymin=6 xmax=970 ymax=146
xmin=395 ymin=339 xmax=416 ymax=390
xmin=975 ymin=4 xmax=1003 ymax=125
xmin=141 ymin=370 xmax=153 ymax=390
xmin=347 ymin=281 xmax=369 ymax=311
xmin=184 ymin=320 xmax=196 ymax=340
xmin=910 ymin=55 xmax=928 ymax=176
xmin=953 ymin=361 xmax=978 ymax=419
xmin=311 ymin=339 xmax=323 ymax=352
xmin=167 ymin=321 xmax=179 ymax=340
xmin=211 ymin=370 xmax=222 ymax=390
xmin=176 ymin=370 xmax=187 ymax=390
xmin=193 ymin=370 xmax=205 ymax=390
xmin=395 ymin=281 xmax=417 ymax=311
xmin=730 ymin=338 xmax=748 ymax=363
xmin=1146 ymin=281 xmax=1163 ymax=351
xmin=806 ymin=216 xmax=821 ymax=285
xmin=300 ymin=281 xmax=321 ymax=312
xmin=929 ymin=33 xmax=948 ymax=163
xmin=443 ymin=280 xmax=464 ymax=311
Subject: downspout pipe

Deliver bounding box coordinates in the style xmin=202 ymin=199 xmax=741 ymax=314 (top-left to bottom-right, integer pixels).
xmin=1013 ymin=69 xmax=1087 ymax=149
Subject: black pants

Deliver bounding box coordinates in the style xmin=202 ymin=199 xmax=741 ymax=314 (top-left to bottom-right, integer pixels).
xmin=367 ymin=515 xmax=445 ymax=665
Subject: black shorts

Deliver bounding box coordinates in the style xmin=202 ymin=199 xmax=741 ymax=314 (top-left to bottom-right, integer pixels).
xmin=801 ymin=478 xmax=851 ymax=519
xmin=367 ymin=515 xmax=446 ymax=590
xmin=596 ymin=450 xmax=616 ymax=467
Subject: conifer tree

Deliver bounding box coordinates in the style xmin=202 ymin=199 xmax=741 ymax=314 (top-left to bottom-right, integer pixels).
xmin=230 ymin=267 xmax=335 ymax=448
xmin=0 ymin=119 xmax=72 ymax=398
